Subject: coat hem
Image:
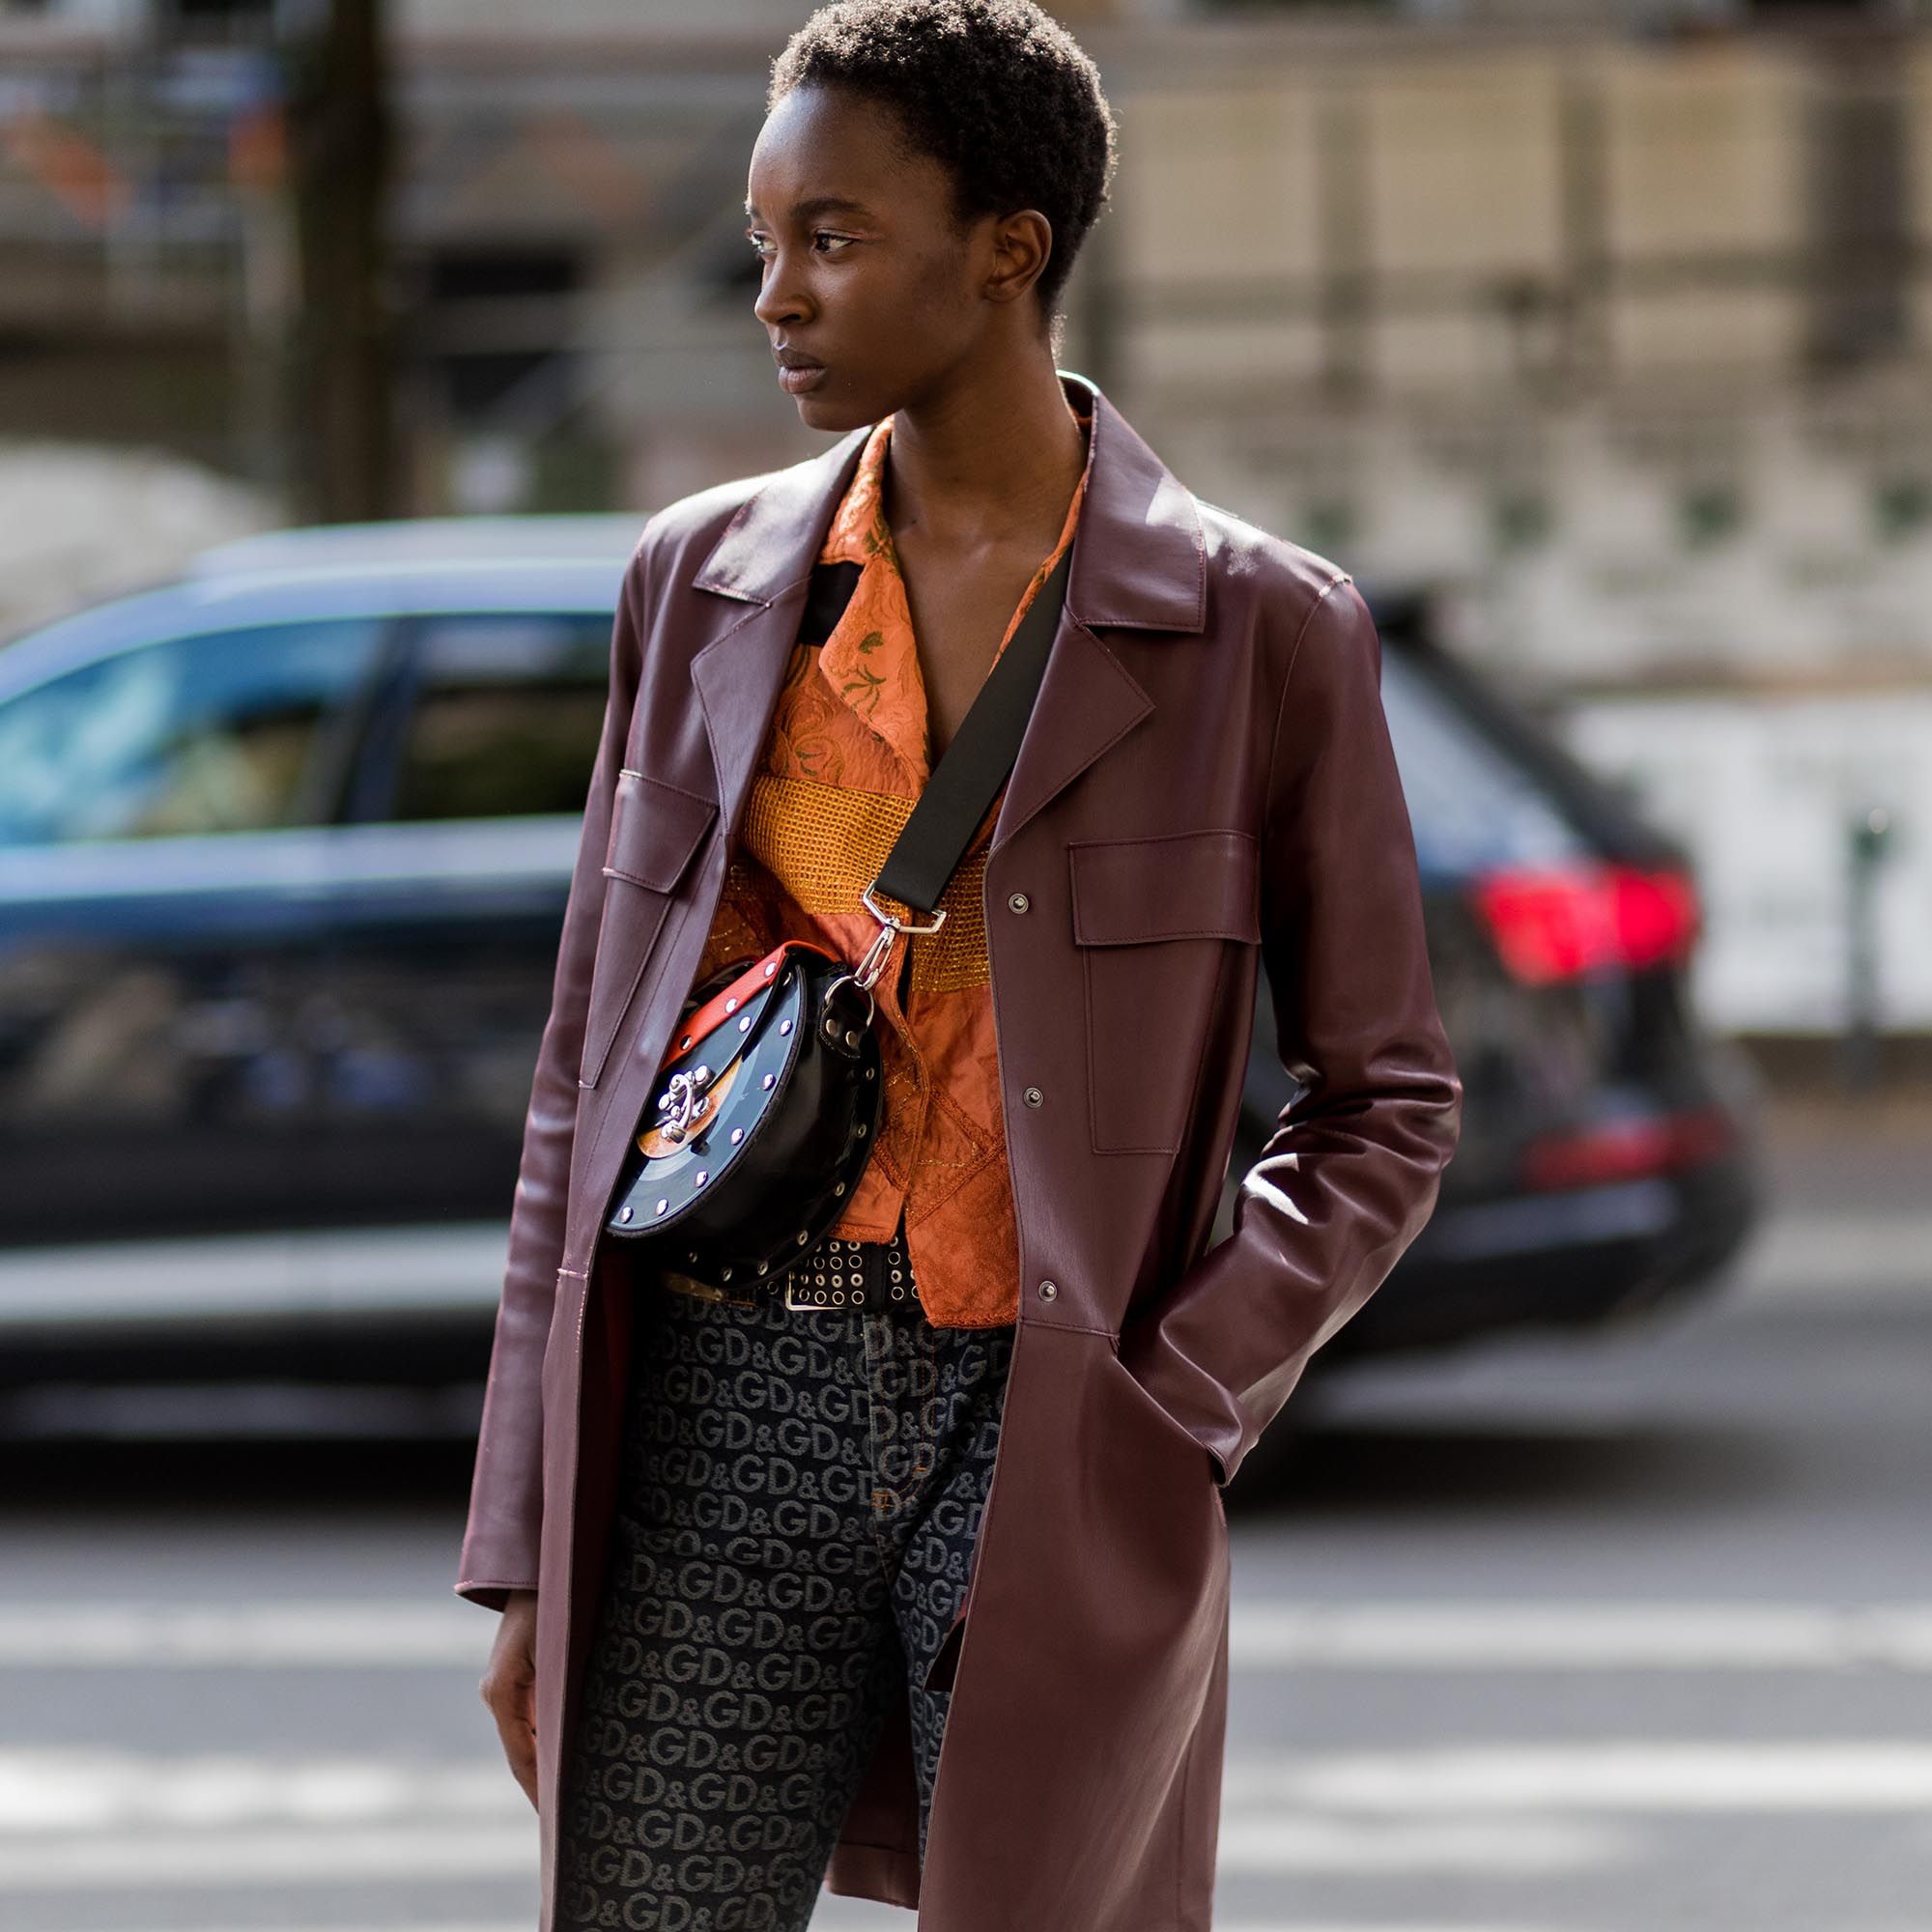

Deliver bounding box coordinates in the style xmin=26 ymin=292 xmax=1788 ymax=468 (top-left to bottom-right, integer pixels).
xmin=453 ymin=1577 xmax=536 ymax=1612
xmin=823 ymin=1840 xmax=921 ymax=1913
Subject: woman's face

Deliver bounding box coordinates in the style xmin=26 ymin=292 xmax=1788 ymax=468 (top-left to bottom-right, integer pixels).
xmin=746 ymin=83 xmax=1018 ymax=432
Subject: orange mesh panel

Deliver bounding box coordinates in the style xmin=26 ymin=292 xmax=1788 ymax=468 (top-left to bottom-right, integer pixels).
xmin=739 ymin=773 xmax=995 ymax=995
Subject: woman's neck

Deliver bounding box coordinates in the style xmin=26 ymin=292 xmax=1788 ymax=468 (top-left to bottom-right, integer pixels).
xmin=882 ymin=353 xmax=1087 ymax=557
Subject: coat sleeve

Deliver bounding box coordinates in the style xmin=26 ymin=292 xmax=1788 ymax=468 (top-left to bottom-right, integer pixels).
xmin=1116 ymin=571 xmax=1463 ymax=1488
xmin=453 ymin=533 xmax=652 ymax=1610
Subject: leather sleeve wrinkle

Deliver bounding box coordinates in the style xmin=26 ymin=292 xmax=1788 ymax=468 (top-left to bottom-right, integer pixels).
xmin=453 ymin=534 xmax=654 ymax=1607
xmin=1114 ymin=570 xmax=1463 ymax=1489
xmin=1262 ymin=570 xmax=1351 ymax=848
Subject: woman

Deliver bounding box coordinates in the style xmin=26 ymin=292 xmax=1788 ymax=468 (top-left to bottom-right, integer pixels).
xmin=463 ymin=3 xmax=1463 ymax=1929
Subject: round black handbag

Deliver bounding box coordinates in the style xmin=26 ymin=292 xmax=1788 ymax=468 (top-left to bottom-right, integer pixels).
xmin=601 ymin=547 xmax=1071 ymax=1288
xmin=602 ymin=936 xmax=888 ymax=1284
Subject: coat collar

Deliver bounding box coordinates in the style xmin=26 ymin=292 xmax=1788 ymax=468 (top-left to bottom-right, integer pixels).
xmin=686 ymin=372 xmax=1192 ymax=875
xmin=690 ymin=371 xmax=1206 ymax=637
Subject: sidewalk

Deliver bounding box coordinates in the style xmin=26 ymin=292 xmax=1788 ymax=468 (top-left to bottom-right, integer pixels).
xmin=1727 ymin=1089 xmax=1932 ymax=1308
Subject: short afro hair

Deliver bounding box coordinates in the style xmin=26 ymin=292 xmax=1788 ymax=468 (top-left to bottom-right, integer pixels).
xmin=768 ymin=0 xmax=1118 ymax=322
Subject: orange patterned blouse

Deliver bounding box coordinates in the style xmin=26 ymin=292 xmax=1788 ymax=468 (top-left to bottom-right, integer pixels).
xmin=689 ymin=398 xmax=1094 ymax=1327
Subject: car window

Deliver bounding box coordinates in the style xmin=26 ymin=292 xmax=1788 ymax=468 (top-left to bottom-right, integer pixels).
xmin=0 ymin=619 xmax=384 ymax=847
xmin=1379 ymin=651 xmax=1585 ymax=876
xmin=388 ymin=612 xmax=613 ymax=821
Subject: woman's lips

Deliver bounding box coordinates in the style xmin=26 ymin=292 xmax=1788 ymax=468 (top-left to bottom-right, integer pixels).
xmin=779 ymin=362 xmax=826 ymax=395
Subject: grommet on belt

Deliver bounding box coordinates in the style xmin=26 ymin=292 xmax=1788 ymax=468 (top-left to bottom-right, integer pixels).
xmin=784 ymin=1234 xmax=914 ymax=1312
xmin=657 ymin=1232 xmax=916 ymax=1313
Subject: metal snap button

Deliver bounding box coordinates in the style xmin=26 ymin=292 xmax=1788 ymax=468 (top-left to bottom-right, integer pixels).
xmin=1037 ymin=1279 xmax=1058 ymax=1301
xmin=1008 ymin=892 xmax=1030 ymax=913
xmin=1023 ymin=1086 xmax=1043 ymax=1107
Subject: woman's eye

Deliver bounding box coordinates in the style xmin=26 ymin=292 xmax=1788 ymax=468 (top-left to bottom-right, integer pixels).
xmin=745 ymin=231 xmax=852 ymax=262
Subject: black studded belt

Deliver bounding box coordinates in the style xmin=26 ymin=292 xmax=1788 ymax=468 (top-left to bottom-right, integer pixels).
xmin=656 ymin=1229 xmax=916 ymax=1314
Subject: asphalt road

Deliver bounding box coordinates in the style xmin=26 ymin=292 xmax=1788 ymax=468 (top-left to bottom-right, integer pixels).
xmin=3 ymin=1122 xmax=1928 ymax=1932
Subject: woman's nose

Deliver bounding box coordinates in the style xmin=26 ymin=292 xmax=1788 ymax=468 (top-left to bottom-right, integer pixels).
xmin=753 ymin=259 xmax=808 ymax=330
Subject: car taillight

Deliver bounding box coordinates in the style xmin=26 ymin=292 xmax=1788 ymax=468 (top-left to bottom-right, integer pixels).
xmin=1520 ymin=1105 xmax=1735 ymax=1191
xmin=1470 ymin=865 xmax=1700 ymax=985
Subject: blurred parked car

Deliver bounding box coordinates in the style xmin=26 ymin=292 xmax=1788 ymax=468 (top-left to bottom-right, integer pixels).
xmin=1235 ymin=587 xmax=1762 ymax=1363
xmin=0 ymin=519 xmax=1758 ymax=1387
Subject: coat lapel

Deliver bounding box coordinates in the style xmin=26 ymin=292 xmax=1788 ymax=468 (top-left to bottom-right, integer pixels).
xmin=687 ymin=424 xmax=871 ymax=846
xmin=990 ymin=376 xmax=1207 ymax=852
xmin=685 ymin=373 xmax=1207 ymax=859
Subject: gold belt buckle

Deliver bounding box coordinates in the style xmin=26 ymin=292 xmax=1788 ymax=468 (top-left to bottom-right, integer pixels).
xmin=659 ymin=1267 xmax=730 ymax=1303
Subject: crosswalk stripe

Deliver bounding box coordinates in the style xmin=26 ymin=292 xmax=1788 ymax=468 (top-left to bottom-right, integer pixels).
xmin=0 ymin=1826 xmax=531 ymax=1890
xmin=0 ymin=1738 xmax=1926 ymax=1898
xmin=0 ymin=1810 xmax=1623 ymax=1890
xmin=1222 ymin=1742 xmax=1932 ymax=1809
xmin=5 ymin=1600 xmax=1932 ymax=1671
xmin=20 ymin=1741 xmax=1927 ymax=1831
xmin=0 ymin=1751 xmax=508 ymax=1833
xmin=1214 ymin=1813 xmax=1629 ymax=1873
xmin=1227 ymin=1602 xmax=1932 ymax=1670
xmin=0 ymin=1822 xmax=1631 ymax=1891
xmin=0 ymin=1605 xmax=491 ymax=1668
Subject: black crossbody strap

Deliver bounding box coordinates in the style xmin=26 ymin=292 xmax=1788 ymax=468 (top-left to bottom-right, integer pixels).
xmin=871 ymin=546 xmax=1071 ymax=916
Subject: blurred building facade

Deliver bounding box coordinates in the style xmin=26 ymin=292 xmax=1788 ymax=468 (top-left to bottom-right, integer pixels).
xmin=4 ymin=0 xmax=1932 ymax=1035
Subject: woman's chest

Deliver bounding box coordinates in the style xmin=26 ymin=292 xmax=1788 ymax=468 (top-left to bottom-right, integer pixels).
xmin=895 ymin=539 xmax=1060 ymax=765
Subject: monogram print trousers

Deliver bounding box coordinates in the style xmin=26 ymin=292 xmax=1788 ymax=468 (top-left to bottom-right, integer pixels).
xmin=556 ymin=1230 xmax=1015 ymax=1932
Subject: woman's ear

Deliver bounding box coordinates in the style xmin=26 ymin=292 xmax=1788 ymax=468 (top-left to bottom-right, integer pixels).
xmin=983 ymin=208 xmax=1054 ymax=313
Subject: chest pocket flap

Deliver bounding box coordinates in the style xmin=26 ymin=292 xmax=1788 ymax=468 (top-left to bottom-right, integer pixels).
xmin=604 ymin=770 xmax=717 ymax=893
xmin=1068 ymin=829 xmax=1261 ymax=1154
xmin=579 ymin=770 xmax=718 ymax=1089
xmin=1069 ymin=828 xmax=1261 ymax=948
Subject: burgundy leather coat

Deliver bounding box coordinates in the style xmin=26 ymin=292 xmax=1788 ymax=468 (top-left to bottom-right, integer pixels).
xmin=456 ymin=372 xmax=1463 ymax=1931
